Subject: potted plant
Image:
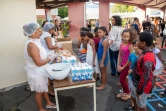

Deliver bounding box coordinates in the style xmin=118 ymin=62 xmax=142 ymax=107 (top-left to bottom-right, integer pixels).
xmin=60 ymin=21 xmax=70 ymax=38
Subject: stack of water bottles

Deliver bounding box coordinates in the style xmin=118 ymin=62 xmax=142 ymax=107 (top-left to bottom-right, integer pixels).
xmin=61 ymin=56 xmax=76 ymax=65
xmin=71 ymin=62 xmax=93 ymax=81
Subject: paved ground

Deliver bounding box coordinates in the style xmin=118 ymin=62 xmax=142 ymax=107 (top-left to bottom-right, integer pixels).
xmin=0 ymin=38 xmax=166 ymax=111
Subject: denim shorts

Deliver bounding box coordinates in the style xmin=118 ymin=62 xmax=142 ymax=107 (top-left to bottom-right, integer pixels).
xmin=98 ymin=57 xmax=109 ymax=66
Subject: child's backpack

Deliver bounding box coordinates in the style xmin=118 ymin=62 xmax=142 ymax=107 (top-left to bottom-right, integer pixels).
xmin=131 ymin=23 xmax=139 ymax=33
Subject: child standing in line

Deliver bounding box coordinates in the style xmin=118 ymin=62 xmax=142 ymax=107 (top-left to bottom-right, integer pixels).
xmin=124 ymin=41 xmax=142 ymax=110
xmin=131 ymin=32 xmax=156 ymax=111
xmin=78 ymin=27 xmax=89 ymax=63
xmin=83 ymin=32 xmax=100 ymax=80
xmin=97 ymin=26 xmax=109 ymax=90
xmin=93 ymin=27 xmax=100 ymax=52
xmin=151 ymin=42 xmax=166 ymax=89
xmin=117 ymin=29 xmax=137 ymax=100
xmin=93 ymin=27 xmax=100 ymax=80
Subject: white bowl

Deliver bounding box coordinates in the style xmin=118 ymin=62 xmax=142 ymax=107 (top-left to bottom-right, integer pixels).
xmin=46 ymin=63 xmax=71 ymax=80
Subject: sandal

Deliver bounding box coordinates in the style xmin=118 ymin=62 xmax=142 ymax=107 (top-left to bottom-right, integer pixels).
xmin=96 ymin=86 xmax=106 ymax=90
xmin=46 ymin=105 xmax=57 ymax=109
xmin=117 ymin=93 xmax=124 ymax=98
xmin=97 ymin=83 xmax=101 ymax=86
xmin=121 ymin=94 xmax=131 ymax=100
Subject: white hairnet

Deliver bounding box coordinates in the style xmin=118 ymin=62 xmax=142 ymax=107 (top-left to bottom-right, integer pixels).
xmin=43 ymin=22 xmax=55 ymax=32
xmin=23 ymin=23 xmax=40 ymax=36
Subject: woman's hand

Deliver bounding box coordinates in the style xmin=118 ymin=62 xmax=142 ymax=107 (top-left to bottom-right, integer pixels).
xmin=57 ymin=43 xmax=62 ymax=48
xmin=53 ymin=31 xmax=58 ymax=36
xmin=48 ymin=54 xmax=56 ymax=62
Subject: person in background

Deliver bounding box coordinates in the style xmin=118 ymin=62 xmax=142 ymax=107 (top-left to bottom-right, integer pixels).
xmin=23 ymin=23 xmax=56 ymax=111
xmin=124 ymin=40 xmax=142 ymax=110
xmin=51 ymin=19 xmax=59 ymax=37
xmin=97 ymin=26 xmax=109 ymax=90
xmin=137 ymin=18 xmax=142 ymax=31
xmin=142 ymin=17 xmax=151 ymax=31
xmin=124 ymin=23 xmax=128 ymax=28
xmin=54 ymin=19 xmax=60 ymax=32
xmin=42 ymin=21 xmax=48 ymax=28
xmin=127 ymin=20 xmax=131 ymax=29
xmin=87 ymin=21 xmax=92 ymax=32
xmin=159 ymin=19 xmax=166 ymax=48
xmin=95 ymin=19 xmax=99 ymax=28
xmin=40 ymin=22 xmax=60 ymax=96
xmin=117 ymin=29 xmax=136 ymax=100
xmin=93 ymin=27 xmax=100 ymax=80
xmin=159 ymin=19 xmax=165 ymax=38
xmin=131 ymin=32 xmax=156 ymax=111
xmin=131 ymin=17 xmax=141 ymax=34
xmin=154 ymin=18 xmax=160 ymax=37
xmin=150 ymin=17 xmax=156 ymax=38
xmin=78 ymin=27 xmax=89 ymax=63
xmin=93 ymin=27 xmax=100 ymax=52
xmin=151 ymin=42 xmax=166 ymax=90
xmin=146 ymin=15 xmax=151 ymax=22
xmin=109 ymin=15 xmax=124 ymax=77
xmin=161 ymin=25 xmax=166 ymax=48
xmin=83 ymin=32 xmax=100 ymax=80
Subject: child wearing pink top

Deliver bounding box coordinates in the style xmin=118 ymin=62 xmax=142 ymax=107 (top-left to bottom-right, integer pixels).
xmin=93 ymin=27 xmax=100 ymax=52
xmin=117 ymin=29 xmax=137 ymax=100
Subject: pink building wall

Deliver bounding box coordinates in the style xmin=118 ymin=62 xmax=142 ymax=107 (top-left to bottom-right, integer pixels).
xmin=138 ymin=6 xmax=146 ymax=18
xmin=99 ymin=1 xmax=110 ymax=27
xmin=68 ymin=2 xmax=85 ymax=42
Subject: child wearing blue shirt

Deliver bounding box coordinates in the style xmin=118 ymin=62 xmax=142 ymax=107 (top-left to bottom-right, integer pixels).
xmin=124 ymin=40 xmax=142 ymax=110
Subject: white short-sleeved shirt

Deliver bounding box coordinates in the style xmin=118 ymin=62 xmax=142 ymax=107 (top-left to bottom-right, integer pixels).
xmin=152 ymin=47 xmax=162 ymax=70
xmin=40 ymin=32 xmax=55 ymax=54
xmin=108 ymin=26 xmax=123 ymax=51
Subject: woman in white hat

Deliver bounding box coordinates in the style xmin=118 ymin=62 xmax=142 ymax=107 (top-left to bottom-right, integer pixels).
xmin=23 ymin=23 xmax=56 ymax=111
xmin=40 ymin=22 xmax=61 ymax=96
xmin=40 ymin=22 xmax=59 ymax=55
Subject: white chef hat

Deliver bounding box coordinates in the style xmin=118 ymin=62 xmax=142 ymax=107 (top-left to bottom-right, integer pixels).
xmin=23 ymin=23 xmax=40 ymax=36
xmin=43 ymin=22 xmax=55 ymax=32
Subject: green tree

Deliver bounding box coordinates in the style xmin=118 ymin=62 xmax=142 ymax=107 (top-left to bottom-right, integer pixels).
xmin=111 ymin=4 xmax=135 ymax=13
xmin=58 ymin=7 xmax=68 ymax=19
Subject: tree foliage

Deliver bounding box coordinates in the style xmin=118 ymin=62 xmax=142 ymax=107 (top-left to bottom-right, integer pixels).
xmin=58 ymin=7 xmax=68 ymax=19
xmin=111 ymin=4 xmax=135 ymax=13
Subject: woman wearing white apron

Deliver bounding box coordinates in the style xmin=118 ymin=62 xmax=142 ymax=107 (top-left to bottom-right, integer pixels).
xmin=40 ymin=22 xmax=59 ymax=55
xmin=23 ymin=23 xmax=56 ymax=111
xmin=40 ymin=22 xmax=61 ymax=96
